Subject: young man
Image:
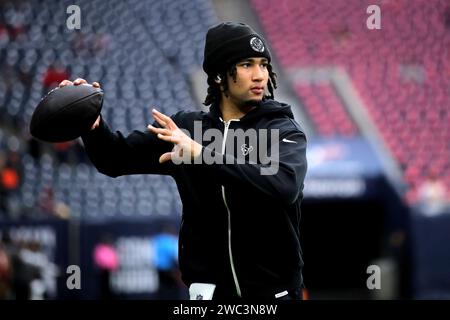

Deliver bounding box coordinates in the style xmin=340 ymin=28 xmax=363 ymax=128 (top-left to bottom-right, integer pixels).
xmin=60 ymin=22 xmax=307 ymax=300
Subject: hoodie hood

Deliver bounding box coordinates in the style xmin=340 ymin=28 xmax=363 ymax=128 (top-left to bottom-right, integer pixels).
xmin=207 ymin=99 xmax=294 ymax=123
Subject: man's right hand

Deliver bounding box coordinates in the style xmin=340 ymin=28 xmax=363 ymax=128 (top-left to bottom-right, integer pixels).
xmin=58 ymin=78 xmax=101 ymax=130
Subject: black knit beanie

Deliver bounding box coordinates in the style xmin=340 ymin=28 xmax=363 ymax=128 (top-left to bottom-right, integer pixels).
xmin=202 ymin=22 xmax=271 ymax=76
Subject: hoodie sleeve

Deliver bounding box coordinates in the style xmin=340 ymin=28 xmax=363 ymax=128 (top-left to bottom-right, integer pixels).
xmin=201 ymin=127 xmax=307 ymax=205
xmin=81 ymin=116 xmax=175 ymax=177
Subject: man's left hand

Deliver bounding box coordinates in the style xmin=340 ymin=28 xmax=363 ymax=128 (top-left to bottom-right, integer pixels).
xmin=147 ymin=109 xmax=203 ymax=163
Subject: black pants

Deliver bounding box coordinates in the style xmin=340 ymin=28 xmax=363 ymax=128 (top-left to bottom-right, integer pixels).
xmin=276 ymin=288 xmax=303 ymax=300
xmin=212 ymin=286 xmax=303 ymax=301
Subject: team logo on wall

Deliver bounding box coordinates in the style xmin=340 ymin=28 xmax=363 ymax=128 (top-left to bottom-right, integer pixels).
xmin=250 ymin=37 xmax=265 ymax=53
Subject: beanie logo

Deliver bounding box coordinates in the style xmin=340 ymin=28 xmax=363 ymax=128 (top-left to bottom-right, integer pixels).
xmin=250 ymin=37 xmax=265 ymax=53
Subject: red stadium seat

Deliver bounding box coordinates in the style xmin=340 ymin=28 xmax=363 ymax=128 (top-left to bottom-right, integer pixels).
xmin=252 ymin=0 xmax=450 ymax=203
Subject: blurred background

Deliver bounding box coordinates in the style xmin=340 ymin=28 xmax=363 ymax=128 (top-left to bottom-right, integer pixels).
xmin=0 ymin=0 xmax=449 ymax=300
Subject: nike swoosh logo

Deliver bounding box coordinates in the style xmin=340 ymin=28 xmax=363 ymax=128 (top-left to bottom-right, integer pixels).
xmin=282 ymin=138 xmax=297 ymax=144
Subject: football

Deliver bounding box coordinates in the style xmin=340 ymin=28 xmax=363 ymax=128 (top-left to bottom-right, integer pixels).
xmin=30 ymin=84 xmax=104 ymax=142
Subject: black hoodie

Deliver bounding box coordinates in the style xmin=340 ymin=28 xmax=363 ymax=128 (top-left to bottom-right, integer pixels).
xmin=81 ymin=99 xmax=308 ymax=299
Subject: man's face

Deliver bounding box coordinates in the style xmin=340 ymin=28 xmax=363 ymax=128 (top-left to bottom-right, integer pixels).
xmin=225 ymin=57 xmax=269 ymax=107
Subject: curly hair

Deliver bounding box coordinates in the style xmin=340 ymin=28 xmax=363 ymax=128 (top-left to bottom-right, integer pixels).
xmin=203 ymin=64 xmax=277 ymax=106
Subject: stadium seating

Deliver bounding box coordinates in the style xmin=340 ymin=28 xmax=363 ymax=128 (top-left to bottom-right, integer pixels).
xmin=251 ymin=0 xmax=450 ymax=203
xmin=0 ymin=0 xmax=216 ymax=219
xmin=295 ymin=83 xmax=358 ymax=137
